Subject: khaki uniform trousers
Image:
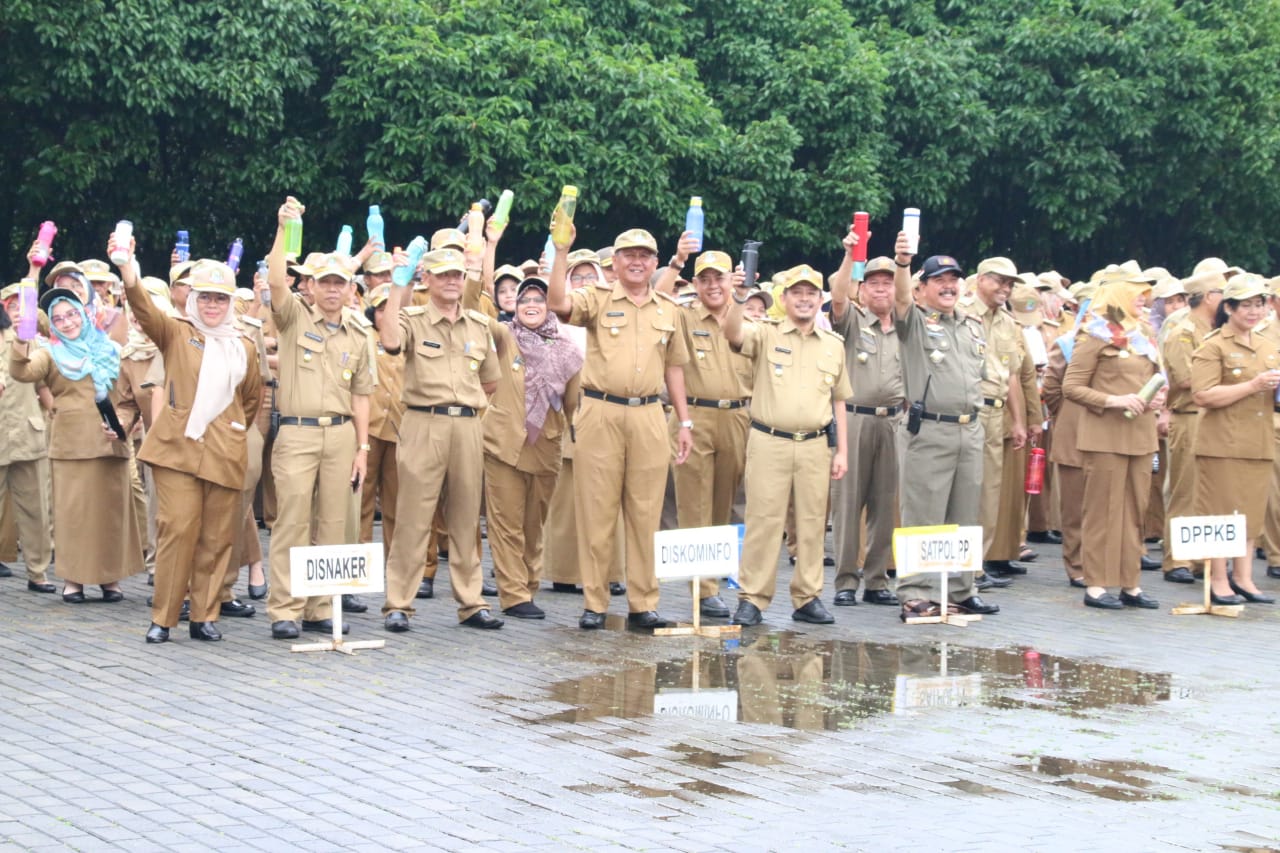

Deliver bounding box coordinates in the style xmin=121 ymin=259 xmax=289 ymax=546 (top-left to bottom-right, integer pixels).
xmin=150 ymin=466 xmax=239 ymax=626
xmin=128 ymin=449 xmax=153 ymax=574
xmin=1080 ymin=451 xmax=1150 ymax=589
xmin=1145 ymin=439 xmax=1167 ymax=540
xmin=544 ymin=458 xmax=623 ymax=586
xmin=1057 ymin=463 xmax=1085 ymax=579
xmin=896 ymin=419 xmax=982 ymax=603
xmin=978 ymin=406 xmax=1005 ymax=559
xmin=738 ymin=431 xmax=831 ymax=611
xmin=1263 ymin=417 xmax=1280 ymax=564
xmin=671 ymin=406 xmax=748 ymax=599
xmin=573 ymin=397 xmax=668 ymax=615
xmin=361 ymin=435 xmax=399 ymax=560
xmin=223 ymin=425 xmax=264 ymax=602
xmin=0 ymin=495 xmax=16 ymax=561
xmin=1027 ymin=428 xmax=1056 ymax=533
xmin=259 ymin=429 xmax=277 ymax=528
xmin=484 ymin=452 xmax=556 ymax=610
xmin=0 ymin=459 xmax=51 ymax=582
xmin=1163 ymin=413 xmax=1201 ymax=573
xmin=267 ymin=422 xmax=356 ymax=623
xmin=383 ymin=411 xmax=486 ymax=621
xmin=737 ymin=649 xmax=825 ymax=730
xmin=990 ymin=438 xmax=1028 ymax=561
xmin=831 ymin=411 xmax=898 ymax=593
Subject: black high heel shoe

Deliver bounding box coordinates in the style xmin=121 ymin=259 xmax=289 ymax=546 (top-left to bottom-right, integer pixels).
xmin=1228 ymin=576 xmax=1275 ymax=604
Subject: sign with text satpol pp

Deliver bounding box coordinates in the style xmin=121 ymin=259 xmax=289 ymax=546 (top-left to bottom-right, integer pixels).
xmin=289 ymin=543 xmax=387 ymax=653
xmin=1169 ymin=514 xmax=1247 ymax=618
xmin=892 ymin=525 xmax=983 ymax=627
xmin=653 ymin=525 xmax=742 ymax=639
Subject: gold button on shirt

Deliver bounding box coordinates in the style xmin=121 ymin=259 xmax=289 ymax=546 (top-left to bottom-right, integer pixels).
xmin=397 ymin=304 xmax=501 ymax=409
xmin=271 ymin=295 xmax=375 ymax=417
xmin=568 ymin=284 xmax=689 ymax=396
xmin=737 ymin=320 xmax=852 ymax=431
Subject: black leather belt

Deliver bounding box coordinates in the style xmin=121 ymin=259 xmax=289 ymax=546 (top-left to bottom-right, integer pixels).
xmin=846 ymin=402 xmax=905 ymax=417
xmin=921 ymin=409 xmax=979 ymax=425
xmin=982 ymin=397 xmax=1005 ymax=409
xmin=751 ymin=421 xmax=826 ymax=442
xmin=1173 ymin=409 xmax=1199 ymax=415
xmin=688 ymin=396 xmax=748 ymax=410
xmin=408 ymin=405 xmax=477 ymax=417
xmin=583 ymin=389 xmax=660 ymax=407
xmin=278 ymin=415 xmax=350 ymax=427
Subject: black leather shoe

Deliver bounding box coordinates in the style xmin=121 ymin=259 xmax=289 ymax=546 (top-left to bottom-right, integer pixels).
xmin=1268 ymin=566 xmax=1280 ymax=580
xmin=732 ymin=600 xmax=763 ymax=626
xmin=1211 ymin=592 xmax=1246 ymax=606
xmin=146 ymin=572 xmax=154 ymax=586
xmin=823 ymin=556 xmax=836 ymax=567
xmin=975 ymin=574 xmax=1012 ymax=591
xmin=101 ymin=587 xmax=124 ymax=603
xmin=1119 ymin=590 xmax=1159 ymax=609
xmin=833 ymin=590 xmax=859 ymax=606
xmin=609 ymin=582 xmax=627 ymax=596
xmin=1027 ymin=530 xmax=1063 ymax=544
xmin=1139 ymin=555 xmax=1161 ymax=571
xmin=144 ymin=623 xmax=169 ymax=643
xmin=416 ymin=578 xmax=434 ymax=599
xmin=552 ymin=582 xmax=582 ymax=593
xmin=179 ymin=601 xmax=190 ymax=622
xmin=578 ymin=610 xmax=606 ymax=630
xmin=384 ymin=612 xmax=410 ymax=632
xmin=62 ymin=588 xmax=86 ymax=604
xmin=700 ymin=595 xmax=731 ymax=618
xmin=1068 ymin=577 xmax=1086 ymax=588
xmin=1084 ymin=592 xmax=1124 ymax=610
xmin=1164 ymin=568 xmax=1196 ymax=584
xmin=863 ymin=589 xmax=899 ymax=605
xmin=1257 ymin=547 xmax=1267 ymax=560
xmin=482 ymin=580 xmax=498 ymax=597
xmin=504 ymin=601 xmax=546 ymax=619
xmin=627 ymin=611 xmax=670 ymax=630
xmin=189 ymin=621 xmax=222 ymax=641
xmin=220 ymin=599 xmax=256 ymax=618
xmin=0 ymin=562 xmax=10 ymax=577
xmin=793 ymin=598 xmax=835 ymax=624
xmin=247 ymin=582 xmax=267 ymax=600
xmin=341 ymin=594 xmax=368 ymax=613
xmin=954 ymin=595 xmax=1000 ymax=615
xmin=27 ymin=580 xmax=56 ymax=593
xmin=438 ymin=547 xmax=449 ymax=562
xmin=302 ymin=618 xmax=349 ymax=634
xmin=985 ymin=560 xmax=1027 ymax=577
xmin=1229 ymin=578 xmax=1275 ymax=604
xmin=461 ymin=609 xmax=504 ymax=629
xmin=271 ymin=620 xmax=300 ymax=640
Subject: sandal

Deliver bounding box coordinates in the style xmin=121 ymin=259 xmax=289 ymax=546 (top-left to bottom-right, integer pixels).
xmin=899 ymin=599 xmax=940 ymax=621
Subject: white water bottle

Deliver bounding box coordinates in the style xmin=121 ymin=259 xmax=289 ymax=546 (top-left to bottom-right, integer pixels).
xmin=110 ymin=220 xmax=134 ymax=265
xmin=902 ymin=208 xmax=920 ymax=255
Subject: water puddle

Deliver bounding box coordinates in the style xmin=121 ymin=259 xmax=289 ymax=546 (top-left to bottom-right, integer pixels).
xmin=1014 ymin=755 xmax=1178 ymax=802
xmin=532 ymin=634 xmax=1173 ymax=732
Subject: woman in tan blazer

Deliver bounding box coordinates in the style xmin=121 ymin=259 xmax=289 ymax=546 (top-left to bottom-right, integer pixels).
xmin=1191 ymin=274 xmax=1280 ymax=604
xmin=1063 ymin=272 xmax=1165 ymax=609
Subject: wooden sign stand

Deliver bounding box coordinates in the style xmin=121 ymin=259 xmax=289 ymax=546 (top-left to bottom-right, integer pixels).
xmin=1170 ymin=574 xmax=1245 ymax=619
xmin=291 ymin=596 xmax=387 ymax=654
xmin=894 ymin=525 xmax=984 ymax=628
xmin=654 ymin=577 xmax=742 ymax=639
xmin=901 ymin=570 xmax=982 ymax=628
xmin=1169 ymin=514 xmax=1246 ymax=618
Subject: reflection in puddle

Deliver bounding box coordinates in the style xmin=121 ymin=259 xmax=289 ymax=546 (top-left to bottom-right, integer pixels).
xmin=536 ymin=635 xmax=1173 ymax=732
xmin=1016 ymin=755 xmax=1177 ymax=802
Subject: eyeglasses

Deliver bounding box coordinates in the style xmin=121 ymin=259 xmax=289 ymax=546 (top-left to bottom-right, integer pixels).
xmin=196 ymin=292 xmax=231 ymax=304
xmin=517 ymin=294 xmax=546 ymax=305
xmin=570 ymin=274 xmax=598 ymax=285
xmin=50 ymin=313 xmax=79 ymax=327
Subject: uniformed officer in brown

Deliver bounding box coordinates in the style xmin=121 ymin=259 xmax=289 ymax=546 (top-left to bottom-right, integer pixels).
xmin=265 ymin=197 xmax=374 ymax=640
xmin=545 ymin=226 xmax=694 ymax=630
xmin=723 ymin=265 xmax=850 ymax=625
xmin=828 ymin=233 xmax=904 ymax=607
xmin=379 ymin=245 xmax=504 ymax=631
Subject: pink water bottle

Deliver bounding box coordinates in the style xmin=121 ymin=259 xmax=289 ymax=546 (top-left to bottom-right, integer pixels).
xmin=17 ymin=279 xmax=37 ymax=340
xmin=31 ymin=221 xmax=58 ymax=267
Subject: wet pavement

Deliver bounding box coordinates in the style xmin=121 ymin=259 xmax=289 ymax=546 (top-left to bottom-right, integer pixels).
xmin=2 ymin=532 xmax=1280 ymax=851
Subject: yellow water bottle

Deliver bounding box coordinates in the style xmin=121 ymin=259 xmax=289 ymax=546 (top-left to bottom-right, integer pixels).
xmin=549 ymin=186 xmax=578 ymax=244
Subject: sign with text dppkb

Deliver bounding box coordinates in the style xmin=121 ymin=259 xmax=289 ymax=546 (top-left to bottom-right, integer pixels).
xmin=290 ymin=543 xmax=386 ymax=598
xmin=654 ymin=524 xmax=742 ymax=580
xmin=891 ymin=525 xmax=983 ymax=576
xmin=1168 ymin=514 xmax=1248 ymax=562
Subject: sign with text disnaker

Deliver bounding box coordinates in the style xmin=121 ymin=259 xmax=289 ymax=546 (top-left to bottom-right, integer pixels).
xmin=654 ymin=524 xmax=741 ymax=580
xmin=1169 ymin=514 xmax=1248 ymax=562
xmin=892 ymin=525 xmax=983 ymax=577
xmin=290 ymin=543 xmax=386 ymax=598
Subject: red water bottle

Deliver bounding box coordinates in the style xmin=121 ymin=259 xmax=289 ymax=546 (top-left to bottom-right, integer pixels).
xmin=1023 ymin=649 xmax=1044 ymax=688
xmin=1025 ymin=445 xmax=1046 ymax=494
xmin=850 ymin=212 xmax=869 ymax=261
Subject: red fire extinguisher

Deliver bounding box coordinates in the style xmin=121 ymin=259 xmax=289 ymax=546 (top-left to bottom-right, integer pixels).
xmin=1025 ymin=444 xmax=1046 ymax=494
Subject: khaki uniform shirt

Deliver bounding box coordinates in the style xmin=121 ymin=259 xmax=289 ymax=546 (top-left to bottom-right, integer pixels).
xmin=369 ymin=343 xmax=405 ymax=442
xmin=676 ymin=301 xmax=752 ymax=400
xmin=568 ymin=283 xmax=689 ymax=396
xmin=0 ymin=329 xmax=48 ymax=464
xmin=896 ymin=304 xmax=985 ymax=415
xmin=272 ymin=291 xmax=374 ymax=417
xmin=1162 ymin=311 xmax=1212 ymax=413
xmin=832 ymin=303 xmax=904 ymax=408
xmin=117 ymin=345 xmax=160 ymax=432
xmin=397 ymin=301 xmax=501 ymax=409
xmin=1192 ymin=326 xmax=1279 ymax=460
xmin=483 ymin=322 xmax=578 ymax=473
xmin=1063 ymin=334 xmax=1159 ymax=455
xmin=736 ymin=320 xmax=852 ymax=431
xmin=963 ymin=296 xmax=1022 ymax=404
xmin=9 ymin=345 xmax=131 ymax=462
xmin=1042 ymin=340 xmax=1084 ymax=468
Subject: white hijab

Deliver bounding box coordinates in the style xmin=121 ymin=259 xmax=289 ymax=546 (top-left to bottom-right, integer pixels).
xmin=184 ymin=291 xmax=248 ymax=440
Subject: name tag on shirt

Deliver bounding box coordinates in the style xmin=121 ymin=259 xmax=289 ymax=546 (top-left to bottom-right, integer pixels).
xmin=774 ymin=346 xmax=792 ymax=355
xmin=188 ymin=337 xmax=204 ymax=351
xmin=692 ymin=330 xmax=712 ymax=337
xmin=304 ymin=331 xmax=324 ymax=343
xmin=606 ymin=311 xmax=625 ymax=317
xmin=422 ymin=340 xmax=441 ymax=349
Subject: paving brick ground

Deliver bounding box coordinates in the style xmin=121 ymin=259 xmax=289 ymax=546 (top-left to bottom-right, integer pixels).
xmin=2 ymin=529 xmax=1279 ymax=852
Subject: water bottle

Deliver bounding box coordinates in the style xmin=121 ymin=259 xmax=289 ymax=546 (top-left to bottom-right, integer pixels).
xmin=466 ymin=203 xmax=485 ymax=254
xmin=902 ymin=207 xmax=921 ymax=255
xmin=741 ymin=239 xmax=761 ymax=288
xmin=549 ymin=186 xmax=578 ymax=245
xmin=457 ymin=198 xmax=492 ymax=234
xmin=851 ymin=211 xmax=869 ymax=280
xmin=543 ymin=235 xmax=556 ymax=272
xmin=284 ymin=216 xmax=303 ymax=258
xmin=110 ymin=220 xmax=134 ymax=265
xmin=31 ymin=221 xmax=57 ymax=267
xmin=257 ymin=260 xmax=271 ymax=307
xmin=336 ymin=225 xmax=353 ymax=256
xmin=226 ymin=238 xmax=244 ymax=274
xmin=1125 ymin=372 xmax=1167 ymax=420
xmin=175 ymin=230 xmax=190 ymax=263
xmin=491 ymin=190 xmax=514 ymax=230
xmin=1025 ymin=446 xmax=1046 ymax=495
xmin=685 ymin=196 xmax=704 ymax=252
xmin=393 ymin=236 xmax=428 ymax=288
xmin=17 ymin=278 xmax=37 ymax=340
xmin=366 ymin=205 xmax=384 ymax=248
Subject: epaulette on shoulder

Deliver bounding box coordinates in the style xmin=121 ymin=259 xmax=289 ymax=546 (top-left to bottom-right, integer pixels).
xmin=466 ymin=308 xmax=491 ymax=324
xmin=654 ymin=289 xmax=679 ymax=304
xmin=403 ymin=306 xmax=426 ymax=316
xmin=1203 ymin=328 xmax=1221 ymax=341
xmin=818 ymin=326 xmax=845 ymax=343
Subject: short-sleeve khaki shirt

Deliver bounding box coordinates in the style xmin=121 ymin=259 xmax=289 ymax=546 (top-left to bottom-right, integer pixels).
xmin=568 ymin=283 xmax=689 ymax=396
xmin=396 ymin=302 xmax=501 ymax=410
xmin=831 ymin=303 xmax=903 ymax=408
xmin=737 ymin=319 xmax=852 ymax=431
xmin=271 ymin=292 xmax=374 ymax=417
xmin=1192 ymin=325 xmax=1279 ymax=460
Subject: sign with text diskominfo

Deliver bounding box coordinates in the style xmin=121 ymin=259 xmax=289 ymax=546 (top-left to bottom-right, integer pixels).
xmin=290 ymin=543 xmax=386 ymax=598
xmin=654 ymin=525 xmax=742 ymax=581
xmin=892 ymin=525 xmax=982 ymax=577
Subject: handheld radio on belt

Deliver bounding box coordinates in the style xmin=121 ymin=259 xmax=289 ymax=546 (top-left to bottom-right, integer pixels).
xmin=907 ymin=375 xmax=932 ymax=436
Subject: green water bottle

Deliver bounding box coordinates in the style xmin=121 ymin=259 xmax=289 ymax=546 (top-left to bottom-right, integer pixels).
xmin=549 ymin=186 xmax=578 ymax=245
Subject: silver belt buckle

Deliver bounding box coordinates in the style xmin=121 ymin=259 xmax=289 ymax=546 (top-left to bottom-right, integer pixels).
xmin=627 ymin=397 xmax=642 ymax=407
xmin=717 ymin=399 xmax=731 ymax=409
xmin=317 ymin=416 xmax=333 ymax=427
xmin=874 ymin=406 xmax=888 ymax=417
xmin=958 ymin=414 xmax=972 ymax=424
xmin=447 ymin=406 xmax=463 ymax=416
xmin=794 ymin=432 xmax=804 ymax=442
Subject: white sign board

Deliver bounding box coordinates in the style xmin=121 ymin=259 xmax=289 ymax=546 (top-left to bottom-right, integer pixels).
xmin=289 ymin=543 xmax=386 ymax=598
xmin=892 ymin=674 xmax=982 ymax=714
xmin=654 ymin=524 xmax=741 ymax=580
xmin=1169 ymin=514 xmax=1248 ymax=561
xmin=653 ymin=689 xmax=739 ymax=721
xmin=892 ymin=525 xmax=983 ymax=577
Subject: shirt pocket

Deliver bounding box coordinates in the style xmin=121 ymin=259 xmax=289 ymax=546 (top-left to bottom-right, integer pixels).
xmin=415 ymin=339 xmax=446 ymax=360
xmin=1224 ymin=351 xmax=1248 ymax=383
xmin=297 ymin=340 xmax=321 ymax=371
xmin=650 ymin=315 xmax=676 ymax=349
xmin=691 ymin=336 xmax=714 ymax=368
xmin=599 ymin=311 xmax=629 ymax=342
xmin=816 ymin=354 xmax=842 ymax=390
xmin=767 ymin=346 xmax=794 ymax=382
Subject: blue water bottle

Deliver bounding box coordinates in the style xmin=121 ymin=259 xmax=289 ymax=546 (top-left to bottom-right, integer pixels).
xmin=543 ymin=235 xmax=556 ymax=273
xmin=226 ymin=238 xmax=244 ymax=274
xmin=366 ymin=206 xmax=384 ymax=248
xmin=393 ymin=236 xmax=428 ymax=288
xmin=336 ymin=225 xmax=353 ymax=256
xmin=685 ymin=196 xmax=704 ymax=252
xmin=175 ymin=230 xmax=190 ymax=263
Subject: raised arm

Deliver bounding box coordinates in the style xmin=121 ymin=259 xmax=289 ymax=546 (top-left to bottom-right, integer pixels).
xmin=111 ymin=233 xmax=175 ymax=349
xmin=654 ymin=231 xmax=699 ymax=297
xmin=892 ymin=230 xmax=914 ymax=321
xmin=546 ymin=224 xmax=575 ymax=320
xmin=829 ymin=225 xmax=859 ymax=324
xmin=268 ymin=197 xmax=304 ymax=327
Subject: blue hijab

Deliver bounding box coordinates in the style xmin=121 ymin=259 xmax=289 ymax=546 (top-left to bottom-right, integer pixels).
xmin=48 ymin=296 xmax=120 ymax=401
